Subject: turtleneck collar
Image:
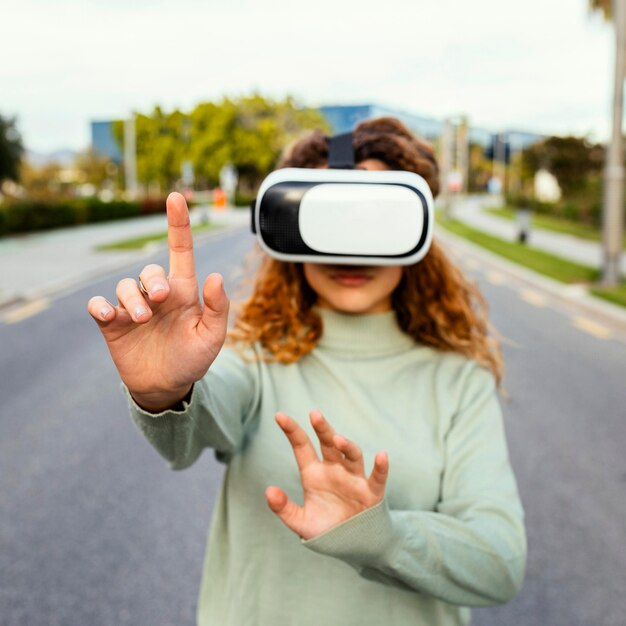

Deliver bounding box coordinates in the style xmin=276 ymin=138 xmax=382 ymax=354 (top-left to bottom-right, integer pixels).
xmin=314 ymin=307 xmax=416 ymax=357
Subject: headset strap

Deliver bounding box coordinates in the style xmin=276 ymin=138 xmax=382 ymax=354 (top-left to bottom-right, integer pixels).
xmin=327 ymin=132 xmax=355 ymax=169
xmin=250 ymin=198 xmax=257 ymax=233
xmin=250 ymin=132 xmax=355 ymax=232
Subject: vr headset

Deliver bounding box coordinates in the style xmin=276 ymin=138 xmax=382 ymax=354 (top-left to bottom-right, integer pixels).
xmin=250 ymin=132 xmax=434 ymax=266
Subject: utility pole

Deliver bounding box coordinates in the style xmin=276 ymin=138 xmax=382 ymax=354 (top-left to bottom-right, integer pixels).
xmin=507 ymin=133 xmax=521 ymax=198
xmin=456 ymin=116 xmax=470 ymax=195
xmin=491 ymin=132 xmax=507 ymax=199
xmin=440 ymin=118 xmax=454 ymax=219
xmin=602 ymin=0 xmax=626 ymax=285
xmin=123 ymin=116 xmax=138 ymax=200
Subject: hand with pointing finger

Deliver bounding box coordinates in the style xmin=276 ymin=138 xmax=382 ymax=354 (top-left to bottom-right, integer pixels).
xmin=87 ymin=192 xmax=229 ymax=412
xmin=266 ymin=410 xmax=389 ymax=540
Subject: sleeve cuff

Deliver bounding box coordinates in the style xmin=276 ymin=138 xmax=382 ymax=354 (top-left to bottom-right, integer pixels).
xmin=302 ymin=500 xmax=397 ymax=568
xmin=122 ymin=383 xmax=196 ymax=419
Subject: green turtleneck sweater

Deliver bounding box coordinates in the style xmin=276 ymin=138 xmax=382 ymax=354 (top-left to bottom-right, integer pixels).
xmin=127 ymin=308 xmax=526 ymax=626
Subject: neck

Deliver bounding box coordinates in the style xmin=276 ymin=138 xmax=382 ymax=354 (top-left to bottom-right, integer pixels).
xmin=314 ymin=307 xmax=415 ymax=357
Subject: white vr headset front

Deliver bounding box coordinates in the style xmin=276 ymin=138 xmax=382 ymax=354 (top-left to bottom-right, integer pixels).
xmin=250 ymin=133 xmax=434 ymax=266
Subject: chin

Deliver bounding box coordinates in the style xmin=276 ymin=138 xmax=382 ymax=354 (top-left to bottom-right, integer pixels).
xmin=323 ymin=294 xmax=390 ymax=315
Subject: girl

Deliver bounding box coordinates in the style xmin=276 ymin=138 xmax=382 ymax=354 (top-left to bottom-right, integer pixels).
xmin=88 ymin=117 xmax=526 ymax=626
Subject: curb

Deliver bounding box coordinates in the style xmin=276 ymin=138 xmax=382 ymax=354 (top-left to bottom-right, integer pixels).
xmin=435 ymin=227 xmax=626 ymax=331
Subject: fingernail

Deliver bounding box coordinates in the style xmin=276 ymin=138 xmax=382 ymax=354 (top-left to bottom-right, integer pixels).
xmin=100 ymin=307 xmax=112 ymax=320
xmin=134 ymin=306 xmax=148 ymax=320
xmin=150 ymin=283 xmax=166 ymax=295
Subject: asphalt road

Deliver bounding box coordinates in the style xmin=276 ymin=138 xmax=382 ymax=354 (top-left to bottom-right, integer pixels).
xmin=1 ymin=228 xmax=625 ymax=626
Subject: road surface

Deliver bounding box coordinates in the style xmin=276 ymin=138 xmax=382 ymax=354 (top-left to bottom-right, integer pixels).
xmin=1 ymin=228 xmax=625 ymax=625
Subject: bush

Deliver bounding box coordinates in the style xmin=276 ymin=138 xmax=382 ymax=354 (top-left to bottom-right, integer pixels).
xmin=506 ymin=183 xmax=606 ymax=229
xmin=86 ymin=199 xmax=139 ymax=223
xmin=140 ymin=197 xmax=167 ymax=215
xmin=0 ymin=197 xmax=167 ymax=237
xmin=561 ymin=201 xmax=580 ymax=222
xmin=234 ymin=190 xmax=256 ymax=208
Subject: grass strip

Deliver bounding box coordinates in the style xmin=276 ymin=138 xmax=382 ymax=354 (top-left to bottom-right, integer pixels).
xmin=590 ymin=284 xmax=626 ymax=308
xmin=96 ymin=222 xmax=217 ymax=251
xmin=437 ymin=217 xmax=599 ymax=284
xmin=439 ymin=217 xmax=626 ymax=309
xmin=484 ymin=206 xmax=626 ymax=249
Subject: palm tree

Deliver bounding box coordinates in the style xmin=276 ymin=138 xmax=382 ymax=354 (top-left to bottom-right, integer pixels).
xmin=592 ymin=0 xmax=625 ymax=284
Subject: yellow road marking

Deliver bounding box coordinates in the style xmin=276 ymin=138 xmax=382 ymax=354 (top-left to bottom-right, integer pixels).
xmin=486 ymin=270 xmax=506 ymax=285
xmin=463 ymin=258 xmax=480 ymax=270
xmin=500 ymin=335 xmax=523 ymax=349
xmin=571 ymin=316 xmax=612 ymax=339
xmin=3 ymin=298 xmax=50 ymax=324
xmin=520 ymin=288 xmax=547 ymax=308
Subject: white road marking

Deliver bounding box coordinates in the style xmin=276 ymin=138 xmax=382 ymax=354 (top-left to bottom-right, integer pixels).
xmin=2 ymin=298 xmax=51 ymax=324
xmin=520 ymin=288 xmax=548 ymax=308
xmin=571 ymin=316 xmax=612 ymax=339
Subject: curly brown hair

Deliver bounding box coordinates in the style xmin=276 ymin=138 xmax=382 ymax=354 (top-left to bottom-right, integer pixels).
xmin=228 ymin=117 xmax=503 ymax=384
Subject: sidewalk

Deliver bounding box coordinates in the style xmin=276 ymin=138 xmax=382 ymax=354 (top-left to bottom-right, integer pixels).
xmin=447 ymin=194 xmax=626 ymax=277
xmin=0 ymin=206 xmax=249 ymax=309
xmin=437 ymin=194 xmax=626 ymax=329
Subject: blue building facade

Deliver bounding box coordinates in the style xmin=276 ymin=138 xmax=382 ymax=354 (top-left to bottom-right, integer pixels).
xmin=318 ymin=104 xmax=542 ymax=150
xmin=319 ymin=104 xmax=443 ymax=141
xmin=91 ymin=121 xmax=122 ymax=163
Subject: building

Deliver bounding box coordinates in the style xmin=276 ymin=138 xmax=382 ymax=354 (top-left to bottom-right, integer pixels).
xmin=91 ymin=121 xmax=122 ymax=163
xmin=319 ymin=104 xmax=443 ymax=141
xmin=319 ymin=104 xmax=542 ymax=150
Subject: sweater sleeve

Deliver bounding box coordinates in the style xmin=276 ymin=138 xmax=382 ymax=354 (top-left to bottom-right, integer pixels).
xmin=125 ymin=346 xmax=261 ymax=469
xmin=302 ymin=365 xmax=526 ymax=607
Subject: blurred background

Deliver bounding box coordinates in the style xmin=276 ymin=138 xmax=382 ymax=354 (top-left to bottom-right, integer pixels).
xmin=1 ymin=1 xmax=625 ymax=625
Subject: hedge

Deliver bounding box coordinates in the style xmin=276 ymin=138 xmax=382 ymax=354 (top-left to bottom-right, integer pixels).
xmin=0 ymin=197 xmax=167 ymax=237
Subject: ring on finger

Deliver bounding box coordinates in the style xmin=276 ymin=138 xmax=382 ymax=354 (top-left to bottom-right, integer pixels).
xmin=138 ymin=277 xmax=149 ymax=296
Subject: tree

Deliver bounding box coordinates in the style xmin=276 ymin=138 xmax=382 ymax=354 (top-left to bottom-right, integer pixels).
xmin=228 ymin=94 xmax=329 ymax=191
xmin=522 ymin=136 xmax=604 ymax=197
xmin=114 ymin=94 xmax=330 ymax=195
xmin=190 ymin=94 xmax=329 ymax=191
xmin=113 ymin=108 xmax=187 ymax=193
xmin=135 ymin=107 xmax=187 ymax=191
xmin=74 ymin=149 xmax=117 ymax=189
xmin=0 ymin=114 xmax=24 ymax=183
xmin=520 ymin=136 xmax=605 ymax=224
xmin=189 ymin=99 xmax=238 ymax=188
xmin=18 ymin=160 xmax=64 ymax=200
xmin=467 ymin=143 xmax=495 ymax=192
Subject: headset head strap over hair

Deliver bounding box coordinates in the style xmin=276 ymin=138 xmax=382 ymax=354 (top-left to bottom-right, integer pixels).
xmin=250 ymin=130 xmax=434 ymax=265
xmin=327 ymin=132 xmax=355 ymax=169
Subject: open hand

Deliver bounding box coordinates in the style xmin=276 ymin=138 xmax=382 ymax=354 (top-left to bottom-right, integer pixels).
xmin=87 ymin=192 xmax=229 ymax=411
xmin=265 ymin=410 xmax=389 ymax=540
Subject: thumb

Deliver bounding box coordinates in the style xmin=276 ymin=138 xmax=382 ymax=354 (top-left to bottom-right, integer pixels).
xmin=265 ymin=486 xmax=304 ymax=535
xmin=200 ymin=272 xmax=229 ymax=336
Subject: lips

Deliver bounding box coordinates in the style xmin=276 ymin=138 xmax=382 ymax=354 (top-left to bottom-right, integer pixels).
xmin=328 ymin=266 xmax=373 ymax=287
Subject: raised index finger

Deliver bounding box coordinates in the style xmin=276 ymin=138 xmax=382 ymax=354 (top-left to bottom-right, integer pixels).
xmin=167 ymin=192 xmax=195 ymax=279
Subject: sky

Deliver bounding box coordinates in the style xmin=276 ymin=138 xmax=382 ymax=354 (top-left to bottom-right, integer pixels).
xmin=0 ymin=0 xmax=614 ymax=153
